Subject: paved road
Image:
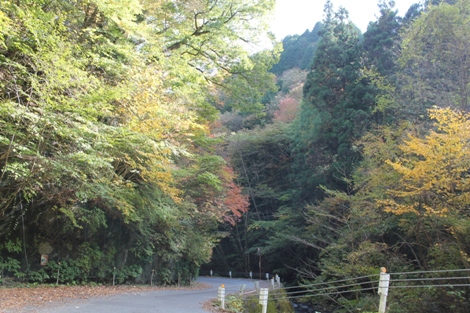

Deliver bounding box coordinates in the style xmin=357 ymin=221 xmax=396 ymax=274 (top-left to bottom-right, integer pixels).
xmin=25 ymin=277 xmax=258 ymax=313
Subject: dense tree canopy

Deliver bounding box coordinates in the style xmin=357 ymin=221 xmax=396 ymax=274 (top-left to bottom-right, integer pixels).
xmin=0 ymin=0 xmax=276 ymax=284
xmin=398 ymin=0 xmax=470 ymax=120
xmin=2 ymin=0 xmax=470 ymax=312
xmin=270 ymin=22 xmax=323 ymax=75
xmin=291 ymin=1 xmax=375 ymax=201
xmin=208 ymin=1 xmax=470 ymax=312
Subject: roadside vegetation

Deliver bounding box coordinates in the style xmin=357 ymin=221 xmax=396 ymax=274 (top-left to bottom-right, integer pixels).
xmin=1 ymin=0 xmax=470 ymax=312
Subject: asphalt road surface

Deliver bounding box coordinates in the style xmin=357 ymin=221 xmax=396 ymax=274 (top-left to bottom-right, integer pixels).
xmin=27 ymin=277 xmax=257 ymax=313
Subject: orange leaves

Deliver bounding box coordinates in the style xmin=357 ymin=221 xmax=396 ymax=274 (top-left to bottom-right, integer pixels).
xmin=206 ymin=165 xmax=249 ymax=225
xmin=220 ymin=166 xmax=249 ymax=225
xmin=179 ymin=155 xmax=249 ymax=225
xmin=222 ymin=182 xmax=249 ymax=225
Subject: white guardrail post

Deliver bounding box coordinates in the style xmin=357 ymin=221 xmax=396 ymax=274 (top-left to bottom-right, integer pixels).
xmin=239 ymin=284 xmax=246 ymax=295
xmin=259 ymin=287 xmax=269 ymax=313
xmin=275 ymin=274 xmax=280 ymax=288
xmin=378 ymin=267 xmax=390 ymax=313
xmin=218 ymin=284 xmax=226 ymax=309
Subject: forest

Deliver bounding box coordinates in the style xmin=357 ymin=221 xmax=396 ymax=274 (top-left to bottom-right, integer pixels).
xmin=0 ymin=0 xmax=469 ymax=312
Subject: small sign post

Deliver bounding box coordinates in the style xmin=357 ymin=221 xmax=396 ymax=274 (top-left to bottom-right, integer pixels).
xmin=40 ymin=254 xmax=48 ymax=266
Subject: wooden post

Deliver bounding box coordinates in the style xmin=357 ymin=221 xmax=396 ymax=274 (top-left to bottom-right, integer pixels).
xmin=56 ymin=262 xmax=61 ymax=285
xmin=151 ymin=269 xmax=154 ymax=286
xmin=378 ymin=267 xmax=390 ymax=313
xmin=259 ymin=288 xmax=269 ymax=313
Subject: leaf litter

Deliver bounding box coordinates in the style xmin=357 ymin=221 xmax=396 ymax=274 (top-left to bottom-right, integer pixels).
xmin=0 ymin=282 xmax=210 ymax=313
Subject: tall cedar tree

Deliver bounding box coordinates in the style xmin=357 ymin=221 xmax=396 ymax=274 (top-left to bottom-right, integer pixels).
xmin=363 ymin=0 xmax=402 ymax=77
xmin=292 ymin=2 xmax=374 ymax=202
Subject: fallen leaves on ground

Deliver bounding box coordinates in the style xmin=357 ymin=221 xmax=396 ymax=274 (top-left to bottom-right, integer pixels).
xmin=0 ymin=282 xmax=210 ymax=313
xmin=202 ymin=298 xmax=233 ymax=313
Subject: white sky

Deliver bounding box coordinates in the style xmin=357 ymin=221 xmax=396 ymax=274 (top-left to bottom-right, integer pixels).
xmin=269 ymin=0 xmax=421 ymax=39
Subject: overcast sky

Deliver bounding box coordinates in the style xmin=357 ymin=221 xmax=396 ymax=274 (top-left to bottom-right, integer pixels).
xmin=269 ymin=0 xmax=421 ymax=39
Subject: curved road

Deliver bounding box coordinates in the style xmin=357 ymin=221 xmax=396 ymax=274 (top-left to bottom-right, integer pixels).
xmin=26 ymin=277 xmax=257 ymax=313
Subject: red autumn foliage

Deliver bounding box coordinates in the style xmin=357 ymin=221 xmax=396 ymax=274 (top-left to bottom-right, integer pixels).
xmin=220 ymin=166 xmax=249 ymax=225
xmin=273 ymin=96 xmax=299 ymax=123
xmin=223 ymin=182 xmax=249 ymax=225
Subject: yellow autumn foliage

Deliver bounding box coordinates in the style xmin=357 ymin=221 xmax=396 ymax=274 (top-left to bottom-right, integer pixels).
xmin=379 ymin=108 xmax=470 ymax=217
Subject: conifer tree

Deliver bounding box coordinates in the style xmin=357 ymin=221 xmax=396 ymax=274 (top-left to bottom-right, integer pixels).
xmin=292 ymin=1 xmax=374 ymax=200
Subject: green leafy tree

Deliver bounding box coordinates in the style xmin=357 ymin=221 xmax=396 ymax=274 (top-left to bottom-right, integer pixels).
xmin=215 ymin=48 xmax=280 ymax=118
xmin=398 ymin=0 xmax=470 ymax=122
xmin=0 ymin=0 xmax=275 ymax=284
